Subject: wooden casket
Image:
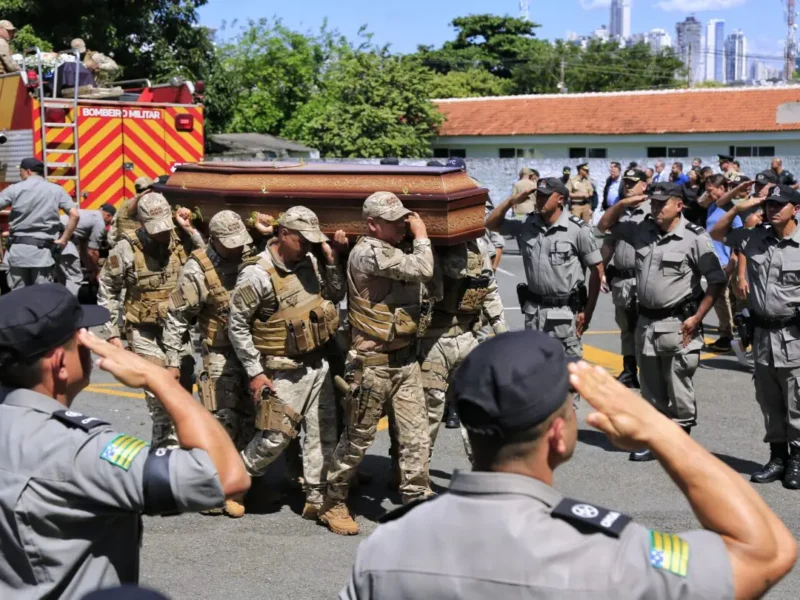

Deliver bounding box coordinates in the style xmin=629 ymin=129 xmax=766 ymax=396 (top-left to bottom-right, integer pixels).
xmin=154 ymin=162 xmax=488 ymax=246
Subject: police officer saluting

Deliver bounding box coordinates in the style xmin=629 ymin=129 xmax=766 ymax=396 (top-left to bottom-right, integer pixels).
xmin=340 ymin=331 xmax=796 ymax=600
xmin=710 ymin=185 xmax=800 ymax=488
xmin=0 ymin=157 xmax=80 ymax=289
xmin=486 ymin=177 xmax=603 ymax=361
xmin=0 ymin=284 xmax=249 ymax=598
xmin=598 ymin=182 xmax=727 ymax=461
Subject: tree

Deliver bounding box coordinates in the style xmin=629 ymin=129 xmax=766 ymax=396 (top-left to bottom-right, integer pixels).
xmin=0 ymin=0 xmax=214 ymax=82
xmin=206 ymin=19 xmax=344 ymax=135
xmin=429 ymin=69 xmax=514 ymax=98
xmin=284 ymin=50 xmax=442 ymax=157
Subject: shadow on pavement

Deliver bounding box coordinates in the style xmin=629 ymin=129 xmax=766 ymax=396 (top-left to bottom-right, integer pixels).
xmin=699 ymin=357 xmax=753 ymax=374
xmin=578 ymin=428 xmax=626 ymax=453
xmin=712 ymin=452 xmax=763 ymax=476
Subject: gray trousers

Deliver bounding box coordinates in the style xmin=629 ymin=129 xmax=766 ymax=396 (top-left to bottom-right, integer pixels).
xmin=611 ymin=278 xmax=637 ymax=357
xmin=55 ymin=254 xmax=83 ymax=295
xmin=636 ymin=350 xmax=700 ymax=427
xmin=754 ymin=360 xmax=800 ymax=449
xmin=7 ymin=266 xmax=54 ymax=290
xmin=523 ymin=305 xmax=582 ymax=359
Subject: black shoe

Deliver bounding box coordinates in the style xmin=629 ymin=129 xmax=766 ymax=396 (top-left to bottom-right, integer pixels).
xmin=707 ymin=337 xmax=732 ymax=352
xmin=445 ymin=407 xmax=460 ymax=429
xmin=616 ymin=356 xmax=640 ymax=389
xmin=783 ymin=449 xmax=800 ymax=489
xmin=629 ymin=449 xmax=656 ymax=462
xmin=751 ymin=443 xmax=788 ymax=484
xmin=681 ymin=425 xmax=692 ymax=436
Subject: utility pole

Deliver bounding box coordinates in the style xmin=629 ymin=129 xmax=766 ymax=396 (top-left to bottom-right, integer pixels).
xmin=687 ymin=43 xmax=693 ymax=88
xmin=786 ymin=0 xmax=797 ymax=81
xmin=520 ymin=0 xmax=530 ymax=21
xmin=559 ymin=59 xmax=566 ymax=93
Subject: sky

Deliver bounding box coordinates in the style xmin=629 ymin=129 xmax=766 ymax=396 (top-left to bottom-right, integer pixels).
xmin=198 ymin=0 xmax=789 ymax=66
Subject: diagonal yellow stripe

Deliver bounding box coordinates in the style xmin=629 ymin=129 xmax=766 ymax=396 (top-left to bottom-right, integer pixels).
xmin=79 ymin=119 xmax=121 ymax=157
xmin=119 ymin=440 xmax=147 ymax=468
xmin=121 ymin=130 xmax=162 ymax=174
xmin=81 ymin=135 xmax=121 ymax=177
xmin=671 ymin=535 xmax=683 ymax=574
xmin=679 ymin=538 xmax=689 ymax=576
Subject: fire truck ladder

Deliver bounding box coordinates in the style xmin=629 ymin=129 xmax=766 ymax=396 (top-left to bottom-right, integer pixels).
xmin=24 ymin=47 xmax=81 ymax=200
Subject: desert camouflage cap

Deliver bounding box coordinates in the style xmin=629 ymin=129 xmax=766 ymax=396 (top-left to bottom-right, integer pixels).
xmin=134 ymin=176 xmax=154 ymax=193
xmin=278 ymin=206 xmax=328 ymax=244
xmin=209 ymin=210 xmax=252 ymax=249
xmin=137 ymin=193 xmax=174 ymax=235
xmin=363 ymin=191 xmax=411 ymax=222
xmin=0 ymin=20 xmax=16 ymax=31
xmin=70 ymin=38 xmax=86 ymax=53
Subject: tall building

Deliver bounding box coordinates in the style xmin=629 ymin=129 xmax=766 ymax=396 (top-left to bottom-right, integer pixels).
xmin=676 ymin=17 xmax=704 ymax=84
xmin=610 ymin=0 xmax=631 ymax=40
xmin=592 ymin=25 xmax=611 ymax=43
xmin=725 ymin=30 xmax=747 ymax=83
xmin=704 ymin=19 xmax=725 ymax=83
xmin=647 ymin=28 xmax=673 ymax=53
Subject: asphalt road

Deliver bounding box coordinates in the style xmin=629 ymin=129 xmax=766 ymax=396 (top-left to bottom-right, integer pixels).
xmin=74 ymin=239 xmax=800 ymax=599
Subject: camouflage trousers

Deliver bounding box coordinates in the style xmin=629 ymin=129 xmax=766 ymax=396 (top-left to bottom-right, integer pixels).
xmin=126 ymin=325 xmax=179 ymax=448
xmin=200 ymin=347 xmax=254 ymax=452
xmin=419 ymin=331 xmax=479 ymax=448
xmin=326 ymin=352 xmax=432 ymax=504
xmin=240 ymin=357 xmax=338 ymax=505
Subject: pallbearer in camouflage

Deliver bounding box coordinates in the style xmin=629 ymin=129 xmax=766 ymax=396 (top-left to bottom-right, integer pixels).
xmin=228 ymin=206 xmax=347 ymax=519
xmin=97 ymin=193 xmax=205 ymax=448
xmin=420 ymin=239 xmax=507 ymax=451
xmin=107 ymin=177 xmax=153 ymax=249
xmin=164 ymin=210 xmax=253 ymax=518
xmin=319 ymin=192 xmax=435 ymax=536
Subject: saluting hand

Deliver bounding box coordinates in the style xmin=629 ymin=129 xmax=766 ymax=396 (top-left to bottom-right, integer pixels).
xmin=407 ymin=213 xmax=427 ymax=239
xmin=568 ymin=361 xmax=660 ymax=451
xmin=79 ymin=329 xmax=159 ymax=389
xmin=620 ymin=194 xmax=648 ymax=207
xmin=735 ymin=195 xmax=767 ymax=213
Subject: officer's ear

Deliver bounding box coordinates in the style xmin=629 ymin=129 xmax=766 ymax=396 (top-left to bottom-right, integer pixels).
xmin=792 ymin=204 xmax=800 ymax=218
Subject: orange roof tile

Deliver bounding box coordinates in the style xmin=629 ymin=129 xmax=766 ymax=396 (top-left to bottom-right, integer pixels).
xmin=434 ymin=87 xmax=800 ymax=137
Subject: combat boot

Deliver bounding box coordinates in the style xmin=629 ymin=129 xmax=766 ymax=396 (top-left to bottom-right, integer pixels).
xmin=319 ymin=500 xmax=360 ymax=535
xmin=301 ymin=502 xmax=322 ymax=520
xmin=616 ymin=356 xmax=640 ymax=389
xmin=751 ymin=443 xmax=788 ymax=484
xmin=445 ymin=405 xmax=460 ymax=429
xmin=223 ymin=495 xmax=246 ymax=518
xmin=782 ymin=446 xmax=800 ymax=490
xmin=629 ymin=448 xmax=656 ymax=462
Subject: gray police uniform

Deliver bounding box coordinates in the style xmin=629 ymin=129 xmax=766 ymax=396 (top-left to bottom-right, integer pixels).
xmin=340 ymin=470 xmax=733 ymax=599
xmin=725 ymin=224 xmax=800 ymax=448
xmin=57 ymin=210 xmax=106 ymax=294
xmin=497 ymin=209 xmax=601 ymax=359
xmin=0 ymin=387 xmax=225 ymax=599
xmin=610 ymin=215 xmax=726 ymax=426
xmin=604 ymin=201 xmax=651 ymax=357
xmin=0 ymin=175 xmax=76 ymax=289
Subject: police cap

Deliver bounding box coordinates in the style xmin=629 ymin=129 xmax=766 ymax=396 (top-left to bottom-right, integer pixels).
xmin=718 ymin=154 xmax=734 ymax=163
xmin=453 ymin=331 xmax=574 ymax=435
xmin=755 ymin=170 xmax=778 ymax=185
xmin=0 ymin=284 xmax=109 ymax=365
xmin=576 ymin=163 xmax=589 ymax=172
xmin=536 ymin=177 xmax=570 ymax=198
xmin=19 ymin=157 xmax=44 ymax=173
xmin=446 ymin=156 xmax=467 ymax=171
xmin=766 ymin=184 xmax=800 ymax=205
xmin=649 ymin=182 xmax=685 ymax=201
xmin=623 ymin=168 xmax=647 ymax=182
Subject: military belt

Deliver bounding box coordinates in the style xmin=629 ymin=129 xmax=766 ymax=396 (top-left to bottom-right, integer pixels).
xmin=570 ymin=200 xmax=590 ymax=206
xmin=606 ymin=265 xmax=635 ymax=282
xmin=752 ymin=312 xmax=800 ymax=330
xmin=518 ymin=285 xmax=575 ymax=309
xmin=11 ymin=236 xmax=54 ymax=249
xmin=638 ymin=294 xmax=700 ymax=321
xmin=355 ymin=345 xmax=415 ymax=368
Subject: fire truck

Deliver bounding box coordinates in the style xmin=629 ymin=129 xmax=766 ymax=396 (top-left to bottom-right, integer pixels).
xmin=0 ymin=48 xmax=204 ymax=206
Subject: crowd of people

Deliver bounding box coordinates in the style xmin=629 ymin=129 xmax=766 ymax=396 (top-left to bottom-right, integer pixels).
xmin=0 ymin=152 xmax=799 ymax=598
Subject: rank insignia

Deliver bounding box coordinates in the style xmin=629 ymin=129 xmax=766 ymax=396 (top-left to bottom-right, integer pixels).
xmin=100 ymin=434 xmax=148 ymax=471
xmin=649 ymin=530 xmax=689 ymax=577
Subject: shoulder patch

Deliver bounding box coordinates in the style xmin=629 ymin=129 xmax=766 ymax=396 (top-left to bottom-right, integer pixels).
xmin=378 ymin=494 xmax=436 ymax=524
xmin=648 ymin=530 xmax=690 ymax=577
xmin=108 ymin=254 xmax=120 ymax=270
xmin=569 ymin=215 xmax=587 ymax=227
xmin=100 ymin=433 xmax=148 ymax=471
xmin=233 ymin=281 xmax=259 ymax=310
xmin=685 ymin=222 xmax=705 ymax=234
xmin=52 ymin=410 xmax=109 ymax=431
xmin=550 ymin=498 xmax=631 ymax=538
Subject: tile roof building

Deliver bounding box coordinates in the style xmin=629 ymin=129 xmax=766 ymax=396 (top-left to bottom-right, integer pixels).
xmin=431 ymin=87 xmax=800 ymax=162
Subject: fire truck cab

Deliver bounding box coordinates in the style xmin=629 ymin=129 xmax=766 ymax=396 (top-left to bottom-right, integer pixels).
xmin=0 ymin=48 xmax=204 ymax=210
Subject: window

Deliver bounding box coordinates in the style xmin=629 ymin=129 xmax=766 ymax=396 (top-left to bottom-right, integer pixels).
xmin=729 ymin=146 xmax=775 ymax=158
xmin=569 ymin=148 xmax=586 ymax=159
xmin=667 ymin=147 xmax=689 ymax=158
xmin=587 ymin=148 xmax=607 ymax=158
xmin=432 ymin=148 xmax=466 ymax=159
xmin=499 ymin=148 xmax=516 ymax=159
xmin=647 ymin=147 xmax=667 ymax=158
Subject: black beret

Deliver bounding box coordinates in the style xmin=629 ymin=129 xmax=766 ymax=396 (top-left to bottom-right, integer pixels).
xmin=19 ymin=157 xmax=44 ymax=172
xmin=649 ymin=182 xmax=685 ymax=201
xmin=452 ymin=331 xmax=573 ymax=435
xmin=536 ymin=177 xmax=570 ymax=198
xmin=766 ymin=184 xmax=800 ymax=205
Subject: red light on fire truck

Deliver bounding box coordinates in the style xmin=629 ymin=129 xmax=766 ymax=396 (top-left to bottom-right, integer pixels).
xmin=174 ymin=113 xmax=194 ymax=132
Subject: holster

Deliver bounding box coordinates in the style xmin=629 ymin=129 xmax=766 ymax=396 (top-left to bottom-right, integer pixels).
xmin=254 ymin=387 xmax=302 ymax=437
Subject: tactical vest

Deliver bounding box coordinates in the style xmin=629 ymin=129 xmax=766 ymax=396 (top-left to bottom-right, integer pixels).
xmin=425 ymin=241 xmax=491 ymax=338
xmin=122 ymin=228 xmax=188 ymax=326
xmin=250 ymin=252 xmax=339 ymax=358
xmin=189 ymin=249 xmax=240 ymax=348
xmin=347 ymin=237 xmax=422 ymax=346
xmin=116 ymin=198 xmax=141 ymax=238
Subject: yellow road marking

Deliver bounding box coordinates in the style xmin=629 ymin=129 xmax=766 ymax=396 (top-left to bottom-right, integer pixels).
xmin=85 ymin=385 xmax=144 ymax=399
xmin=583 ymin=330 xmax=621 ymax=336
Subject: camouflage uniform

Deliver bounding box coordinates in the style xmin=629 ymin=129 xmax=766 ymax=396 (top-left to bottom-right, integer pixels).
xmin=228 ymin=207 xmax=344 ymax=507
xmin=164 ymin=211 xmax=254 ymax=450
xmin=97 ymin=193 xmax=204 ymax=447
xmin=107 ymin=178 xmax=153 ymax=249
xmin=420 ymin=240 xmax=507 ymax=448
xmin=0 ymin=21 xmax=19 ymax=75
xmin=324 ymin=192 xmax=435 ymax=511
